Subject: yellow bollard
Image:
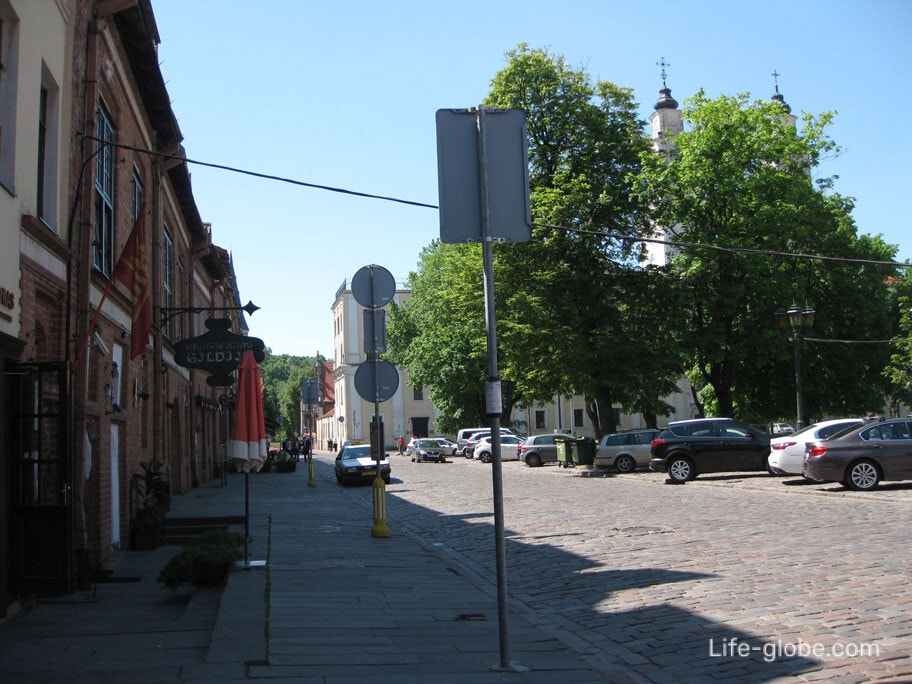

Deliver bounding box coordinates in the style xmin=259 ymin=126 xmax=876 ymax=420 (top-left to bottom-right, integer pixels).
xmin=308 ymin=457 xmax=316 ymax=487
xmin=370 ymin=476 xmax=390 ymax=538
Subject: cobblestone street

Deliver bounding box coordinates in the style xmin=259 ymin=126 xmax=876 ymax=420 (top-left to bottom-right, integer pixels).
xmin=379 ymin=454 xmax=912 ymax=682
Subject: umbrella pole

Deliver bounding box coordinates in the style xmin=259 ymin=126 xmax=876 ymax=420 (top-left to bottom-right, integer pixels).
xmin=244 ymin=470 xmax=250 ymax=566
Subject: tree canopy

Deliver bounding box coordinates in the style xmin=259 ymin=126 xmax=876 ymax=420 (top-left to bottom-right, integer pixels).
xmin=633 ymin=91 xmax=900 ymax=420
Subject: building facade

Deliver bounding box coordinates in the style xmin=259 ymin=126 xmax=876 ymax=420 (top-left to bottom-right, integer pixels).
xmin=1 ymin=0 xmax=248 ymax=616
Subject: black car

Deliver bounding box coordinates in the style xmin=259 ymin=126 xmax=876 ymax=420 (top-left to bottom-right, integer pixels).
xmin=803 ymin=418 xmax=912 ymax=491
xmin=649 ymin=418 xmax=771 ymax=482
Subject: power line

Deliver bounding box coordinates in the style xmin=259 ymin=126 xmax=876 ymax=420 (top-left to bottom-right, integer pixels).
xmin=85 ymin=135 xmax=909 ymax=271
xmin=534 ymin=223 xmax=910 ymax=271
xmin=82 ymin=135 xmax=438 ymax=210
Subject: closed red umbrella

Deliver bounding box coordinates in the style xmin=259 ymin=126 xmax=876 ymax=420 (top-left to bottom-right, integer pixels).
xmin=228 ymin=351 xmax=267 ymax=473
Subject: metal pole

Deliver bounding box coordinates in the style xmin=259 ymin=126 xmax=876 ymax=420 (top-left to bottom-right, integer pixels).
xmin=477 ymin=105 xmax=512 ymax=670
xmin=793 ymin=331 xmax=805 ymax=430
xmin=369 ymin=266 xmax=389 ymax=538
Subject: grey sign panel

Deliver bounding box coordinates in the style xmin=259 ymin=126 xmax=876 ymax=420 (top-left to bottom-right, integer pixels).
xmin=351 ymin=264 xmax=395 ymax=309
xmin=435 ymin=107 xmax=531 ymax=244
xmin=354 ymin=359 xmax=399 ymax=402
xmin=363 ymin=309 xmax=387 ymax=355
xmin=302 ymin=376 xmax=319 ymax=404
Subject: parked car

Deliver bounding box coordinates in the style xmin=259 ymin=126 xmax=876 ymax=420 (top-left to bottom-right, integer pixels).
xmin=406 ymin=437 xmax=456 ymax=458
xmin=456 ymin=428 xmax=490 ymax=457
xmin=767 ymin=418 xmax=864 ymax=475
xmin=473 ymin=435 xmax=523 ymax=463
xmin=649 ymin=418 xmax=771 ymax=482
xmin=334 ymin=443 xmax=391 ymax=486
xmin=462 ymin=427 xmax=516 ymax=458
xmin=803 ymin=418 xmax=912 ymax=491
xmin=594 ymin=429 xmax=661 ymax=472
xmin=410 ymin=438 xmax=451 ymax=463
xmin=519 ymin=433 xmax=570 ymax=467
xmin=771 ymin=422 xmax=795 ymax=435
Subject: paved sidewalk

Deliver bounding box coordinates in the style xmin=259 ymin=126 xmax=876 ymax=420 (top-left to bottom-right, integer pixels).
xmin=0 ymin=452 xmax=613 ymax=683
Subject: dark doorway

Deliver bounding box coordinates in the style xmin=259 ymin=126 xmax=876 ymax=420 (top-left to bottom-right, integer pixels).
xmin=410 ymin=417 xmax=429 ymax=439
xmin=7 ymin=363 xmax=71 ymax=594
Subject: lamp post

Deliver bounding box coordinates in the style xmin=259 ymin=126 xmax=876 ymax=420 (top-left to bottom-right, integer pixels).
xmin=775 ymin=302 xmax=815 ymax=430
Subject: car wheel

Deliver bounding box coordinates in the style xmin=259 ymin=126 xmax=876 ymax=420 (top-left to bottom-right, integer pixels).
xmin=667 ymin=456 xmax=695 ymax=482
xmin=615 ymin=455 xmax=636 ymax=473
xmin=383 ymin=476 xmax=391 ymax=485
xmin=480 ymin=452 xmax=492 ymax=463
xmin=525 ymin=453 xmax=543 ymax=468
xmin=845 ymin=459 xmax=880 ymax=491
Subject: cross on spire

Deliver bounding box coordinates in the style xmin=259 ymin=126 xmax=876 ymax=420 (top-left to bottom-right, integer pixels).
xmin=772 ymin=69 xmax=781 ymax=93
xmin=657 ymin=57 xmax=671 ymax=87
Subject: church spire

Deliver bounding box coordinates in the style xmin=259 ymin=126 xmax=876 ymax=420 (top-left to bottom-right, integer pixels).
xmin=770 ymin=69 xmax=792 ymax=114
xmin=654 ymin=57 xmax=678 ymax=110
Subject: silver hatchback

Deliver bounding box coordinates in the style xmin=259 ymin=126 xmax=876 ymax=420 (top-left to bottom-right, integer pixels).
xmin=594 ymin=429 xmax=661 ymax=472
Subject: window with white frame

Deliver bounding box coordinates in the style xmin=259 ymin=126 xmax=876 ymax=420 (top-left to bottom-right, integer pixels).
xmin=0 ymin=6 xmax=20 ymax=192
xmin=176 ymin=259 xmax=184 ymax=340
xmin=162 ymin=227 xmax=173 ymax=339
xmin=37 ymin=64 xmax=60 ymax=229
xmin=93 ymin=105 xmax=115 ymax=276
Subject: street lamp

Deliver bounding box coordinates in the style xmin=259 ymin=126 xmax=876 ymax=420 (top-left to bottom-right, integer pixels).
xmin=775 ymin=302 xmax=815 ymax=429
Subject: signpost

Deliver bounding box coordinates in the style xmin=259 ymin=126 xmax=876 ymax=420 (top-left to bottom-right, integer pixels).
xmin=436 ymin=105 xmax=530 ymax=672
xmin=352 ymin=264 xmax=398 ymax=538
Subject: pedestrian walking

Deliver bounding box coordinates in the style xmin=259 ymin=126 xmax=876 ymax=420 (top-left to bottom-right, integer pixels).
xmin=303 ymin=434 xmax=312 ymax=461
xmin=397 ymin=435 xmax=405 ymax=455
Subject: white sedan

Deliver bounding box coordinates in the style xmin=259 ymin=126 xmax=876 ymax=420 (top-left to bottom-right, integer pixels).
xmin=767 ymin=418 xmax=864 ymax=475
xmin=473 ymin=435 xmax=523 ymax=463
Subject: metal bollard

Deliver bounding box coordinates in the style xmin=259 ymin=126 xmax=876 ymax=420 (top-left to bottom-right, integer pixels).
xmin=370 ymin=477 xmax=390 ymax=538
xmin=308 ymin=457 xmax=316 ymax=487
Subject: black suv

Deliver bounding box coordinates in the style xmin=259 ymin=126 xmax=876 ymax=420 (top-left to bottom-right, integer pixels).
xmin=649 ymin=418 xmax=771 ymax=482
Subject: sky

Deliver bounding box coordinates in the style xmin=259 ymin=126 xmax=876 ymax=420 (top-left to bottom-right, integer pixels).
xmin=152 ymin=0 xmax=911 ymax=358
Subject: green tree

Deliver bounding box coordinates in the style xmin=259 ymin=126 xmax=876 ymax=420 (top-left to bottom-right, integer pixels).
xmin=634 ymin=91 xmax=899 ymax=421
xmin=259 ymin=349 xmax=321 ymax=440
xmin=884 ymin=271 xmax=912 ymax=410
xmin=389 ymin=45 xmax=685 ymax=437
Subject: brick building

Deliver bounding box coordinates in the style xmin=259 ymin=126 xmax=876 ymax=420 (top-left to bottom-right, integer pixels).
xmin=1 ymin=0 xmax=249 ymax=616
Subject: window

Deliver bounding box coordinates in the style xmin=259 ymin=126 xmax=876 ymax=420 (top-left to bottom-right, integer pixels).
xmin=132 ymin=172 xmax=143 ymax=220
xmin=413 ymin=386 xmax=423 ymax=401
xmin=93 ymin=105 xmax=115 ymax=275
xmin=162 ymin=228 xmax=173 ymax=339
xmin=176 ymin=259 xmax=184 ymax=340
xmin=0 ymin=7 xmax=20 ymax=191
xmin=573 ymin=408 xmax=584 ymax=428
xmin=535 ymin=410 xmax=546 ymax=430
xmin=36 ymin=64 xmax=60 ymax=228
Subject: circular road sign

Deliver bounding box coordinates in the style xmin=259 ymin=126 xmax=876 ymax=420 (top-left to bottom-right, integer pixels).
xmin=354 ymin=359 xmax=399 ymax=402
xmin=351 ymin=265 xmax=395 ymax=309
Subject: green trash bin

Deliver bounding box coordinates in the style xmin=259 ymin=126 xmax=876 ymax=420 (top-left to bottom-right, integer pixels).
xmin=556 ymin=437 xmax=574 ymax=467
xmin=574 ymin=437 xmax=596 ymax=466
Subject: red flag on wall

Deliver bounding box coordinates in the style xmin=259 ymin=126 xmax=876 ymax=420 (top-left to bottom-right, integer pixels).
xmin=113 ymin=203 xmax=152 ymax=359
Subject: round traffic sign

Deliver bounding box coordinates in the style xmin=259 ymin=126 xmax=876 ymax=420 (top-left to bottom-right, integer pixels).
xmin=351 ymin=265 xmax=395 ymax=309
xmin=354 ymin=359 xmax=400 ymax=402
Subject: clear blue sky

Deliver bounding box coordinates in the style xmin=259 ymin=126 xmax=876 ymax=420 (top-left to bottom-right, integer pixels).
xmin=153 ymin=0 xmax=911 ymax=358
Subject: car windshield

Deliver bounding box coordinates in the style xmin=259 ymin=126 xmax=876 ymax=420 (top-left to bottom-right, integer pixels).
xmin=343 ymin=445 xmax=372 ymax=459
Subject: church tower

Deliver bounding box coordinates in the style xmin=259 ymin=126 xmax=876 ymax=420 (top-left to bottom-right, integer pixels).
xmin=645 ymin=59 xmax=683 ymax=266
xmin=649 ymin=57 xmax=683 ymax=155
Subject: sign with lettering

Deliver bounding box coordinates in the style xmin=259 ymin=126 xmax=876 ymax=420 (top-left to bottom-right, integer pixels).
xmin=174 ymin=318 xmax=265 ymax=386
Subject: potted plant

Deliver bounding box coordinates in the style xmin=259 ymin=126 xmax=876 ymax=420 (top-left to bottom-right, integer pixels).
xmin=274 ymin=450 xmax=297 ymax=473
xmin=157 ymin=529 xmax=243 ymax=589
xmin=130 ymin=459 xmax=166 ymax=550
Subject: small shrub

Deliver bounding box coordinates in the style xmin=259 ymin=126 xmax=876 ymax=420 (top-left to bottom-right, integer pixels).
xmin=157 ymin=530 xmax=243 ymax=590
